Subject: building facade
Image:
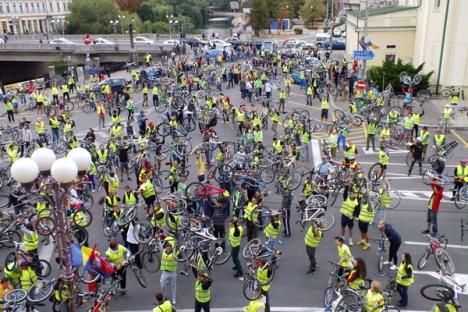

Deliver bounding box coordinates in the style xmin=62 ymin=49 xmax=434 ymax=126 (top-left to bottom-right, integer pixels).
xmin=0 ymin=0 xmax=70 ymax=35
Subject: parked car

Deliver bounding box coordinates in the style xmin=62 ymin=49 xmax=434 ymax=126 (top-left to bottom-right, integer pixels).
xmin=93 ymin=77 xmax=129 ymax=94
xmin=209 ymin=39 xmax=231 ymax=48
xmin=93 ymin=37 xmax=115 ymax=45
xmin=162 ymin=39 xmax=181 ymax=47
xmin=140 ymin=66 xmax=170 ymax=81
xmin=261 ymin=41 xmax=275 ymax=51
xmin=314 ymin=33 xmax=331 ymax=49
xmin=225 ymin=37 xmax=243 ymax=47
xmin=49 ymin=38 xmax=75 ymax=45
xmin=333 ymin=26 xmax=346 ymax=37
xmin=331 ymin=38 xmax=346 ymax=50
xmin=134 ymin=36 xmax=155 ymax=45
xmin=181 ymin=37 xmax=205 ymax=47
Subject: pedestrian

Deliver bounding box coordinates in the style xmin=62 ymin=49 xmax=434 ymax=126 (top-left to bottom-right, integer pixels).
xmin=347 ymin=257 xmax=367 ymax=290
xmin=105 ymin=240 xmax=131 ymax=294
xmin=306 ymin=84 xmax=313 ymax=105
xmin=366 ymin=119 xmax=377 ymax=151
xmin=244 ymin=197 xmax=259 ymax=241
xmin=340 ymin=192 xmax=359 ymax=246
xmin=118 ymin=141 xmax=131 ymax=181
xmin=407 ymin=137 xmax=423 ymax=176
xmin=5 ymin=97 xmax=14 ymax=123
xmin=396 ymin=252 xmax=414 ymax=308
xmin=378 ymin=221 xmax=401 ymax=270
xmin=452 ymin=159 xmax=468 ymax=200
xmin=126 ymin=218 xmax=142 ymax=269
xmin=281 ymin=189 xmax=293 ymax=237
xmin=423 ymin=178 xmax=444 ymax=237
xmin=97 ymin=103 xmax=106 ymax=128
xmin=264 ymin=214 xmax=281 ymax=266
xmin=20 ymin=124 xmax=33 ymax=156
xmin=137 ymin=111 xmax=147 ymax=134
xmin=256 ymin=259 xmax=273 ymax=312
xmin=211 ymin=198 xmax=227 ymax=239
xmin=153 ymin=292 xmax=174 ymax=312
xmin=194 ymin=272 xmax=212 ymax=312
xmin=357 ymin=196 xmax=374 ymax=249
xmin=334 ymin=236 xmax=353 ymax=274
xmin=304 ymin=222 xmax=323 ymax=274
xmin=229 ymin=218 xmax=244 ymax=280
xmin=320 ymin=95 xmax=329 ymax=122
xmin=160 ymin=243 xmax=177 ymax=305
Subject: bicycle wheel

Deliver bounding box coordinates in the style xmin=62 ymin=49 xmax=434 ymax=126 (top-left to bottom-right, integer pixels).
xmin=427 ymin=154 xmax=438 ymax=164
xmin=141 ymin=250 xmax=161 ymax=273
xmin=417 ymin=249 xmax=431 ymax=270
xmin=35 ymin=216 xmax=56 ymax=236
xmin=209 ymin=238 xmax=232 ymax=265
xmin=368 ymin=163 xmax=384 ymax=182
xmin=441 ymin=89 xmax=452 ymax=99
xmin=36 ymin=259 xmax=51 ymax=278
xmin=27 ymin=279 xmax=55 ymax=303
xmin=133 ymin=221 xmax=153 ymax=244
xmin=131 ymin=265 xmax=147 ymax=288
xmin=4 ymin=288 xmax=27 ymax=304
xmin=388 ymin=188 xmax=401 ymax=209
xmin=315 ymin=210 xmax=335 ymax=231
xmin=154 ymin=144 xmax=170 ymax=161
xmin=352 ymin=115 xmax=363 ymax=127
xmin=0 ymin=230 xmax=21 ymax=248
xmin=73 ymin=228 xmax=89 ymax=246
xmin=334 ymin=289 xmax=361 ymax=312
xmin=242 ymin=238 xmax=262 ymax=259
xmin=4 ymin=252 xmax=16 ymax=270
xmin=72 ymin=210 xmax=93 ymax=228
xmin=183 ymin=117 xmax=196 ymax=132
xmin=422 ymin=169 xmax=434 ymax=185
xmin=154 ymin=170 xmax=172 ymax=189
xmin=252 ymin=206 xmax=274 ymax=229
xmin=81 ymin=194 xmax=95 ymax=210
xmin=329 ymin=185 xmax=343 ymax=206
xmin=454 ymin=195 xmax=467 ymax=209
xmin=280 ymin=170 xmax=302 ymax=191
xmin=173 ymin=238 xmax=196 ymax=262
xmin=156 ymin=122 xmax=172 ymax=137
xmin=405 ymin=153 xmax=413 ymax=166
xmin=323 ymin=287 xmax=339 ymax=308
xmin=242 ymin=278 xmax=262 ymax=300
xmin=434 ymin=248 xmax=455 ymax=275
xmin=420 ymin=284 xmax=454 ymax=301
xmin=260 ymin=167 xmax=275 ymax=184
xmin=63 ymin=101 xmax=74 ymax=112
xmin=213 ymin=164 xmax=233 ymax=184
xmin=417 ymin=90 xmax=430 ymax=102
xmin=306 ymin=194 xmax=328 ymax=208
xmin=334 ymin=109 xmax=346 ymax=120
xmin=185 ymin=182 xmax=205 ymax=201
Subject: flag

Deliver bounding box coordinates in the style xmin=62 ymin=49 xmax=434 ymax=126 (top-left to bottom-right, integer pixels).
xmin=70 ymin=243 xmax=93 ymax=267
xmin=69 ymin=243 xmax=114 ymax=278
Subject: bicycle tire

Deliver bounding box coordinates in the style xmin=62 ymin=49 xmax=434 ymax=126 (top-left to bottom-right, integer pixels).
xmin=131 ymin=265 xmax=147 ymax=288
xmin=141 ymin=250 xmax=161 ymax=273
xmin=251 ymin=206 xmax=275 ymax=229
xmin=323 ymin=286 xmax=338 ymax=308
xmin=422 ymin=169 xmax=434 ymax=185
xmin=27 ymin=279 xmax=55 ymax=303
xmin=417 ymin=249 xmax=431 ymax=270
xmin=209 ymin=238 xmax=232 ymax=265
xmin=459 ymin=185 xmax=468 ymax=201
xmin=329 ymin=185 xmax=343 ymax=206
xmin=116 ymin=208 xmax=136 ymax=226
xmin=420 ymin=284 xmax=454 ymax=302
xmin=173 ymin=238 xmax=195 ymax=263
xmin=183 ymin=117 xmax=196 ymax=132
xmin=333 ymin=289 xmax=361 ymax=312
xmin=352 ymin=115 xmax=363 ymax=127
xmin=185 ymin=182 xmax=205 ymax=201
xmin=417 ymin=90 xmax=430 ymax=102
xmin=63 ymin=101 xmax=74 ymax=112
xmin=72 ymin=210 xmax=93 ymax=228
xmin=315 ymin=210 xmax=335 ymax=231
xmin=133 ymin=221 xmax=153 ymax=244
xmin=242 ymin=238 xmax=263 ymax=259
xmin=368 ymin=163 xmax=384 ymax=182
xmin=82 ymin=103 xmax=92 ymax=113
xmin=260 ymin=167 xmax=275 ymax=184
xmin=73 ymin=228 xmax=89 ymax=246
xmin=242 ymin=278 xmax=262 ymax=301
xmin=35 ymin=216 xmax=56 ymax=236
xmin=0 ymin=230 xmax=21 ymax=248
xmin=334 ymin=109 xmax=346 ymax=120
xmin=4 ymin=252 xmax=16 ymax=270
xmin=454 ymin=195 xmax=467 ymax=209
xmin=81 ymin=194 xmax=95 ymax=210
xmin=213 ymin=164 xmax=233 ymax=184
xmin=306 ymin=194 xmax=328 ymax=208
xmin=156 ymin=122 xmax=172 ymax=137
xmin=36 ymin=259 xmax=51 ymax=278
xmin=441 ymin=89 xmax=452 ymax=99
xmin=4 ymin=288 xmax=27 ymax=304
xmin=154 ymin=144 xmax=170 ymax=161
xmin=434 ymin=248 xmax=455 ymax=275
xmin=388 ymin=188 xmax=401 ymax=209
xmin=427 ymin=154 xmax=438 ymax=164
xmin=153 ymin=170 xmax=172 ymax=189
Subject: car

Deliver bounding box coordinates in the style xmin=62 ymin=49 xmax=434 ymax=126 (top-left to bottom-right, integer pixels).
xmin=93 ymin=77 xmax=129 ymax=94
xmin=225 ymin=37 xmax=243 ymax=46
xmin=261 ymin=41 xmax=274 ymax=51
xmin=93 ymin=37 xmax=115 ymax=45
xmin=315 ymin=33 xmax=331 ymax=49
xmin=162 ymin=39 xmax=181 ymax=47
xmin=134 ymin=36 xmax=155 ymax=45
xmin=333 ymin=26 xmax=346 ymax=37
xmin=181 ymin=37 xmax=205 ymax=47
xmin=49 ymin=38 xmax=75 ymax=45
xmin=139 ymin=66 xmax=170 ymax=81
xmin=331 ymin=38 xmax=346 ymax=50
xmin=209 ymin=39 xmax=231 ymax=48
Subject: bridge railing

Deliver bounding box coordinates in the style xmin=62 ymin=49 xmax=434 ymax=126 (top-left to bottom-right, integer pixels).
xmin=5 ymin=33 xmax=185 ymax=42
xmin=0 ymin=43 xmax=75 ymax=51
xmin=0 ymin=42 xmax=172 ymax=53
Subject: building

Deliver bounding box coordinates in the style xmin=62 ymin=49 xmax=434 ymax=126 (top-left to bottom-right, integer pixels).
xmin=345 ymin=5 xmax=418 ymax=66
xmin=0 ymin=0 xmax=71 ymax=35
xmin=413 ymin=0 xmax=468 ymax=89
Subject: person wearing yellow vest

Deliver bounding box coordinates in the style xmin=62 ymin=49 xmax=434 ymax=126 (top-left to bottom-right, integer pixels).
xmin=304 ymin=222 xmax=323 ymax=274
xmin=411 ymin=111 xmax=422 ymax=138
xmin=105 ymin=171 xmax=119 ymax=196
xmin=51 ymin=84 xmax=59 ymax=104
xmin=142 ymin=84 xmax=149 ymax=107
xmin=379 ymin=124 xmax=391 ymax=143
xmin=106 ymin=240 xmax=131 ymax=293
xmin=449 ymin=92 xmax=459 ymax=117
xmin=4 ymin=260 xmax=20 ymax=283
xmin=364 ymin=280 xmax=385 ymax=312
xmin=35 ymin=91 xmax=45 ymax=114
xmin=139 ymin=178 xmax=157 ymax=214
xmin=256 ymin=259 xmax=273 ymax=312
xmin=279 ymin=89 xmax=286 ymax=112
xmin=160 ymin=244 xmax=177 ymax=305
xmin=340 ymin=193 xmax=359 ymax=246
xmin=243 ymin=197 xmax=259 ymax=242
xmin=150 ymin=203 xmax=166 ymax=230
xmin=194 ymin=271 xmax=212 ymax=312
xmin=452 ymin=159 xmax=468 ymax=200
xmin=419 ymin=126 xmax=430 ymax=160
xmin=306 ymin=85 xmax=313 ymax=106
xmin=19 ymin=261 xmax=37 ymax=291
xmin=96 ymin=103 xmax=106 ymax=128
xmin=5 ymin=143 xmax=19 ymax=164
xmin=344 ymin=142 xmax=358 ymax=163
xmin=433 ymin=130 xmax=446 ymax=149
xmin=264 ymin=215 xmax=281 ymax=267
xmin=153 ymin=292 xmax=174 ymax=312
xmin=229 ymin=218 xmax=244 ymax=279
xmin=5 ymin=97 xmax=15 ymax=123
xmin=244 ymin=296 xmax=266 ymax=312
xmin=123 ymin=185 xmax=138 ymax=207
xmin=110 ymin=123 xmax=123 ymax=138
xmin=335 ymin=236 xmax=354 ymax=271
xmin=49 ymin=113 xmax=61 ymax=144
xmin=271 ymin=110 xmax=280 ymax=135
xmin=152 ymin=85 xmax=160 ymax=106
xmin=357 ymin=197 xmax=374 ymax=250
xmin=320 ymin=96 xmax=329 ymax=122
xmin=272 ymin=137 xmax=283 ymax=155
xmin=378 ymin=144 xmax=389 ymax=178
xmin=402 ymin=115 xmax=414 ymax=141
xmin=34 ymin=117 xmax=48 ymax=145
xmin=366 ymin=119 xmax=378 ymax=151
xmin=61 ymin=83 xmax=70 ymax=102
xmin=96 ymin=144 xmax=108 ymax=166
xmin=396 ymin=252 xmax=414 ymax=307
xmin=21 ymin=223 xmax=39 ymax=255
xmin=347 ymin=257 xmax=367 ymax=290
xmin=327 ymin=128 xmax=338 ymax=158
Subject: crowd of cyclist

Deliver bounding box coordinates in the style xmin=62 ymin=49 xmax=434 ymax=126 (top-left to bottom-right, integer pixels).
xmin=0 ymin=36 xmax=466 ymax=312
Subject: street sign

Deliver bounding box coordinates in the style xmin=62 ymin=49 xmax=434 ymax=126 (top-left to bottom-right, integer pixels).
xmin=353 ymin=50 xmax=375 ymax=60
xmin=357 ymin=80 xmax=366 ymax=89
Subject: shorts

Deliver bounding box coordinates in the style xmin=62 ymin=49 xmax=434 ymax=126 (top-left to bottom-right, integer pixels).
xmin=358 ymin=220 xmax=369 ymax=233
xmin=321 ymin=109 xmax=329 ymax=119
xmin=144 ymin=195 xmax=156 ymax=206
xmin=341 ymin=214 xmax=354 ymax=228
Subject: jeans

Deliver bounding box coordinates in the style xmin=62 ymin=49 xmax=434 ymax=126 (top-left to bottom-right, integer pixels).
xmin=51 ymin=128 xmax=59 ymax=144
xmin=127 ymin=242 xmax=142 ymax=269
xmin=7 ymin=110 xmax=14 ymax=122
xmin=409 ymin=157 xmax=422 ymax=174
xmin=337 ymin=134 xmax=346 ymax=152
xmin=231 ymin=246 xmax=243 ymax=274
xmin=306 ymin=246 xmax=317 ymax=270
xmin=306 ymin=94 xmax=313 ymax=105
xmin=160 ymin=271 xmax=177 ymax=302
xmin=366 ymin=134 xmax=375 ymax=150
xmin=396 ymin=283 xmax=408 ymax=306
xmin=427 ymin=209 xmax=438 ymax=236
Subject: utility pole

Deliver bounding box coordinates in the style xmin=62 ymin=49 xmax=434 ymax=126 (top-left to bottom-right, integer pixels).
xmin=362 ymin=0 xmax=369 ymax=79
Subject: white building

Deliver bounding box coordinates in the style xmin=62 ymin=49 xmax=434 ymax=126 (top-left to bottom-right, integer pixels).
xmin=0 ymin=0 xmax=71 ymax=35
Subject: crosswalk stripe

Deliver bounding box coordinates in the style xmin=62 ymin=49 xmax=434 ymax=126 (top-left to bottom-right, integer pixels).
xmin=117 ymin=308 xmax=428 ymax=312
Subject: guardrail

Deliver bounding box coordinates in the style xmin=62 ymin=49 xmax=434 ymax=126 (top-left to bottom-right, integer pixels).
xmin=0 ymin=43 xmax=167 ymax=52
xmin=5 ymin=33 xmax=188 ymax=42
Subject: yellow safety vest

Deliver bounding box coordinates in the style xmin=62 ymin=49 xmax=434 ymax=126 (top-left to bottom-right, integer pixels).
xmin=380 ymin=128 xmax=390 ymax=141
xmin=141 ymin=179 xmax=156 ymax=198
xmin=368 ymin=123 xmax=377 ymax=135
xmin=403 ymin=117 xmax=413 ymax=130
xmin=96 ymin=150 xmax=108 ymax=163
xmin=105 ymin=245 xmax=127 ymax=268
xmin=50 ymin=117 xmax=60 ymax=128
xmin=111 ymin=125 xmax=122 ymax=137
xmin=243 ymin=202 xmax=258 ymax=223
xmin=107 ymin=176 xmax=119 ymax=193
xmin=264 ymin=221 xmax=281 ymax=240
xmin=348 ymin=269 xmax=365 ymax=290
xmin=229 ymin=225 xmax=243 ymax=248
xmin=364 ymin=290 xmax=384 ymax=312
xmin=35 ymin=121 xmax=45 ymax=134
xmin=344 ymin=145 xmax=357 ymax=159
xmin=51 ymin=86 xmax=59 ymax=95
xmin=124 ymin=192 xmax=137 ymax=206
xmin=450 ymin=95 xmax=459 ymax=105
xmin=378 ymin=150 xmax=389 ymax=165
xmin=6 ymin=147 xmax=19 ymax=163
xmin=245 ymin=300 xmax=266 ymax=312
xmin=455 ymin=165 xmax=468 ymax=183
xmin=195 ymin=280 xmax=211 ymax=303
xmin=358 ymin=203 xmax=374 ymax=223
xmin=411 ymin=113 xmax=420 ymax=125
xmin=304 ymin=226 xmax=323 ymax=248
xmin=337 ymin=244 xmax=353 ymax=268
xmin=4 ymin=262 xmax=20 ymax=280
xmin=257 ymin=266 xmax=271 ymax=291
xmin=153 ymin=301 xmax=173 ymax=312
xmin=22 ymin=231 xmax=39 ymax=251
xmin=340 ymin=197 xmax=358 ymax=217
xmin=111 ymin=115 xmax=121 ymax=124
xmin=273 ymin=141 xmax=282 ymax=154
xmin=321 ymin=99 xmax=329 ymax=109
xmin=396 ymin=263 xmax=414 ymax=286
xmin=20 ymin=267 xmax=37 ymax=291
xmin=160 ymin=250 xmax=177 ymax=272
xmin=420 ymin=130 xmax=430 ymax=145
xmin=152 ymin=86 xmax=159 ymax=95
xmin=434 ymin=134 xmax=445 ymax=148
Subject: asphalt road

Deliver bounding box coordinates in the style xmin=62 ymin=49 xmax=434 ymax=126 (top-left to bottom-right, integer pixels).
xmin=0 ymin=60 xmax=467 ymax=312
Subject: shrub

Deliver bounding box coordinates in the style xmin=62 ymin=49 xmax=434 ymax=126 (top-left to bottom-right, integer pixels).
xmin=294 ymin=28 xmax=303 ymax=34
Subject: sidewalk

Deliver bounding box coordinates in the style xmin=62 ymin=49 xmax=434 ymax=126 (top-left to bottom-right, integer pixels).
xmin=426 ymin=99 xmax=468 ymax=130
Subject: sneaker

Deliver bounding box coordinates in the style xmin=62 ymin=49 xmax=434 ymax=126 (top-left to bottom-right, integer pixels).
xmin=383 ymin=261 xmax=391 ymax=265
xmin=172 ymin=299 xmax=176 ymax=305
xmin=233 ymin=272 xmax=243 ymax=278
xmin=238 ymin=276 xmax=244 ymax=281
xmin=422 ymin=229 xmax=430 ymax=234
xmin=390 ymin=265 xmax=397 ymax=270
xmin=362 ymin=243 xmax=370 ymax=250
xmin=357 ymin=240 xmax=365 ymax=246
xmin=348 ymin=238 xmax=353 ymax=246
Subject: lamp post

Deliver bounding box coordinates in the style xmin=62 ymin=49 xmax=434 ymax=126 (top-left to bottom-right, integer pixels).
xmin=118 ymin=15 xmax=125 ymax=34
xmin=166 ymin=15 xmax=178 ymax=40
xmin=10 ymin=147 xmax=92 ymax=312
xmin=109 ymin=20 xmax=119 ymax=34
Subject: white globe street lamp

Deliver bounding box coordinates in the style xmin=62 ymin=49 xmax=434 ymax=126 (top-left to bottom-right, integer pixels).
xmin=50 ymin=158 xmax=78 ymax=184
xmin=67 ymin=147 xmax=92 ymax=172
xmin=31 ymin=147 xmax=57 ymax=172
xmin=10 ymin=158 xmax=39 ymax=184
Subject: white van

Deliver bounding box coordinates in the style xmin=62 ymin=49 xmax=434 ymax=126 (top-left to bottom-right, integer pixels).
xmin=315 ymin=32 xmax=331 ymax=49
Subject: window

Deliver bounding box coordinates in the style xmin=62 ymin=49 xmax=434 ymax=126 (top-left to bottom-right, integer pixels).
xmin=12 ymin=3 xmax=16 ymax=13
xmin=25 ymin=3 xmax=29 ymax=12
xmin=42 ymin=2 xmax=45 ymax=12
xmin=434 ymin=0 xmax=441 ymax=9
xmin=386 ymin=44 xmax=396 ymax=49
xmin=6 ymin=4 xmax=10 ymax=13
xmin=0 ymin=3 xmax=3 ymax=13
xmin=19 ymin=4 xmax=23 ymax=13
xmin=49 ymin=2 xmax=53 ymax=12
xmin=385 ymin=54 xmax=396 ymax=64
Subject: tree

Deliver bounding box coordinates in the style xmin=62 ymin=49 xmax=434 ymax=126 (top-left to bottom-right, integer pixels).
xmin=66 ymin=0 xmax=120 ymax=34
xmin=115 ymin=0 xmax=142 ymax=13
xmin=250 ymin=0 xmax=269 ymax=36
xmin=299 ymin=0 xmax=325 ymax=27
xmin=367 ymin=59 xmax=433 ymax=93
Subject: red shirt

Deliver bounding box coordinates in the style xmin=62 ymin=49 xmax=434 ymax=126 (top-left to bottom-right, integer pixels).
xmin=429 ymin=183 xmax=444 ymax=212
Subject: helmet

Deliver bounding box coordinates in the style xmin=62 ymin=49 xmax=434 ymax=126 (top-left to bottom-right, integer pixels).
xmin=462 ymin=159 xmax=468 ymax=164
xmin=445 ymin=104 xmax=450 ymax=108
xmin=416 ymin=137 xmax=422 ymax=142
xmin=19 ymin=260 xmax=29 ymax=267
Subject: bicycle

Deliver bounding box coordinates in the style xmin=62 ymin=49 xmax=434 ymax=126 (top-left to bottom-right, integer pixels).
xmin=5 ymin=241 xmax=51 ymax=278
xmin=417 ymin=234 xmax=455 ymax=274
xmin=372 ymin=232 xmax=388 ymax=274
xmin=420 ymin=271 xmax=465 ymax=310
xmin=185 ymin=182 xmax=228 ymax=201
xmin=296 ymin=196 xmax=335 ymax=231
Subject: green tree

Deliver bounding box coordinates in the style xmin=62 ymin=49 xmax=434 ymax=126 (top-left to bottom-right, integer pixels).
xmin=66 ymin=0 xmax=120 ymax=34
xmin=250 ymin=0 xmax=269 ymax=36
xmin=367 ymin=59 xmax=433 ymax=92
xmin=299 ymin=0 xmax=325 ymax=27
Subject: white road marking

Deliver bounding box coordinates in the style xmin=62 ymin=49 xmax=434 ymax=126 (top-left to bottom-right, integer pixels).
xmin=405 ymin=241 xmax=468 ymax=250
xmin=362 ymin=148 xmax=409 ymax=155
xmin=358 ymin=161 xmax=457 ymax=168
xmin=311 ymin=139 xmax=321 ymax=169
xmin=414 ymin=270 xmax=468 ymax=295
xmin=117 ymin=309 xmax=428 ymax=312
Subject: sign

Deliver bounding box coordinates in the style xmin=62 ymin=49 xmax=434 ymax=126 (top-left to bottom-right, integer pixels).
xmin=357 ymin=80 xmax=366 ymax=89
xmin=353 ymin=50 xmax=374 ymax=60
xmin=230 ymin=1 xmax=239 ymax=10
